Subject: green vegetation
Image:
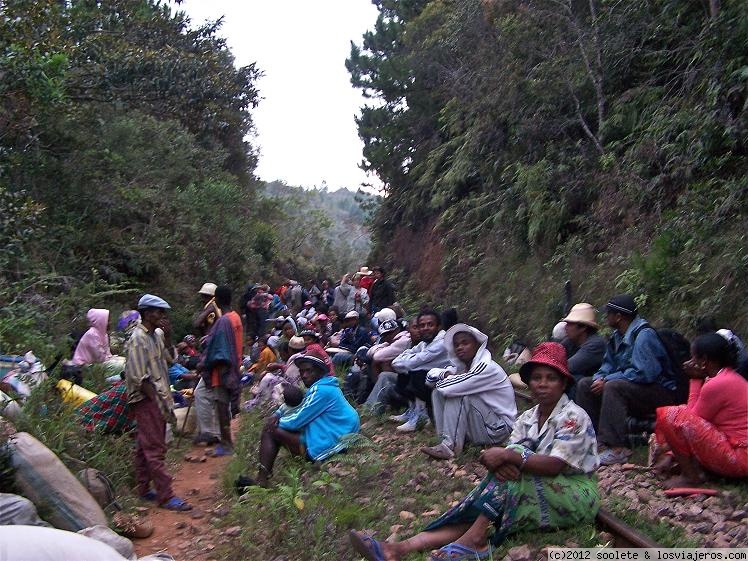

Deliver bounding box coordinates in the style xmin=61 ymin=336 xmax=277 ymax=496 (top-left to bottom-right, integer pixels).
xmin=349 ymin=0 xmax=748 ymax=344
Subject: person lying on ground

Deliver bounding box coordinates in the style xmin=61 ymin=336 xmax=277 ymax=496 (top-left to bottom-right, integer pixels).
xmin=654 ymin=332 xmax=748 ymax=488
xmin=575 ymin=294 xmax=679 ymax=466
xmin=421 ymin=323 xmax=516 ymax=460
xmin=558 ymin=303 xmax=606 ymax=398
xmin=198 ymin=285 xmax=243 ymax=456
xmin=349 ymin=342 xmax=600 ymax=561
xmin=237 ymin=349 xmax=360 ymax=488
xmin=389 ymin=309 xmax=451 ymax=432
xmin=125 ymin=294 xmax=191 ymax=511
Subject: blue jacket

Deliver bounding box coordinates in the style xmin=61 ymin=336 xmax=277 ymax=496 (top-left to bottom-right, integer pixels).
xmin=277 ymin=376 xmax=360 ymax=461
xmin=593 ymin=316 xmax=675 ymax=390
xmin=339 ymin=326 xmax=370 ymax=353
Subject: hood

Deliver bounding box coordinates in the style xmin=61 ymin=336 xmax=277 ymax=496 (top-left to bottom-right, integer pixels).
xmin=312 ymin=376 xmax=340 ymax=389
xmin=444 ymin=323 xmax=490 ymax=372
xmin=87 ymin=309 xmax=110 ymax=335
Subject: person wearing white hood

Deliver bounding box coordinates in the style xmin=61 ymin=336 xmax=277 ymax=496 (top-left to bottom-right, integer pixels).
xmin=421 ymin=323 xmax=517 ymax=460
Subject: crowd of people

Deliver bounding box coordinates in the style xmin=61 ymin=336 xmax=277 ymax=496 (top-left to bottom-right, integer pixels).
xmin=52 ymin=267 xmax=747 ymax=558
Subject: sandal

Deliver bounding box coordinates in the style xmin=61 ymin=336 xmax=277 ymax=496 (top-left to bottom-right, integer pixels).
xmin=139 ymin=490 xmax=157 ymax=502
xmin=429 ymin=542 xmax=492 ymax=560
xmin=349 ymin=530 xmax=386 ymax=561
xmin=160 ymin=496 xmax=192 ymax=511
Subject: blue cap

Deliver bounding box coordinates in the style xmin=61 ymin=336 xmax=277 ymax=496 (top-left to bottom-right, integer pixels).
xmin=138 ymin=294 xmax=171 ymax=310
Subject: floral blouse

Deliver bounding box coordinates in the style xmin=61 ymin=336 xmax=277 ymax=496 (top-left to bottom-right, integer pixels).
xmin=509 ymin=394 xmax=599 ymax=474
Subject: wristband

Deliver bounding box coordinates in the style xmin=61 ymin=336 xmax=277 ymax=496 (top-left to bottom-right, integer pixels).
xmin=518 ymin=447 xmax=533 ymax=471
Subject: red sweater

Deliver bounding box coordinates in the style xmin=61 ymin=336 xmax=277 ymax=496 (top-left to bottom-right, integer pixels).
xmin=689 ymin=368 xmax=748 ymax=448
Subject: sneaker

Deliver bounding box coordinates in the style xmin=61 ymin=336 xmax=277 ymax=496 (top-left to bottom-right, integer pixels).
xmin=388 ymin=408 xmax=412 ymax=423
xmin=396 ymin=409 xmax=430 ymax=432
xmin=599 ymin=447 xmax=632 ymax=466
xmin=421 ymin=441 xmax=455 ymax=460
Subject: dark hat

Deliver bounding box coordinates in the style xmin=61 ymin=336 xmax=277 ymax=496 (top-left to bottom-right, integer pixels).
xmin=519 ymin=342 xmax=574 ymax=385
xmin=299 ymin=329 xmax=319 ymax=341
xmin=377 ymin=319 xmax=399 ymax=335
xmin=293 ymin=354 xmax=327 ymax=373
xmin=603 ymin=294 xmax=637 ymax=316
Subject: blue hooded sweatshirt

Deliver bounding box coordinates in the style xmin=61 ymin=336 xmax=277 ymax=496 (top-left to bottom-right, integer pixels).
xmin=277 ymin=376 xmax=360 ymax=461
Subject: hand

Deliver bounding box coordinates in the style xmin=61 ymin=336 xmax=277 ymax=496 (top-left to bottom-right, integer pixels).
xmin=264 ymin=415 xmax=280 ymax=430
xmin=683 ymin=358 xmax=707 ymax=379
xmin=494 ymin=464 xmax=521 ymax=481
xmin=479 ymin=447 xmax=509 ymax=471
xmin=590 ymin=378 xmax=605 ymax=395
xmin=158 ymin=317 xmax=172 ymax=339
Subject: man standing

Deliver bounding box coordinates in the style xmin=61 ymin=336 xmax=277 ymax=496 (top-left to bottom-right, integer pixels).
xmin=126 ymin=294 xmax=191 ymax=511
xmin=575 ymin=294 xmax=678 ymax=465
xmin=369 ymin=267 xmax=396 ymax=315
xmin=199 ymin=285 xmax=243 ymax=456
xmin=193 ymin=282 xmax=220 ymax=336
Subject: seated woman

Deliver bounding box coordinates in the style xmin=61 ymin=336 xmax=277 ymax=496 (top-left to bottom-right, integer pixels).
xmin=655 ymin=333 xmax=748 ymax=488
xmin=71 ymin=308 xmax=126 ymax=377
xmin=350 ymin=342 xmax=600 ymax=561
xmin=421 ymin=323 xmax=517 ymax=460
xmin=238 ymin=348 xmax=360 ymax=488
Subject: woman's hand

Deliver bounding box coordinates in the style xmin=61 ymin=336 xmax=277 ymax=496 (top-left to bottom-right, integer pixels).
xmin=683 ymin=358 xmax=707 ymax=379
xmin=494 ymin=464 xmax=521 ymax=482
xmin=479 ymin=447 xmax=511 ymax=471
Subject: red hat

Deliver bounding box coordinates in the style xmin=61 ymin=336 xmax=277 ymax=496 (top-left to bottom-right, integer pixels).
xmin=519 ymin=342 xmax=573 ymax=385
xmin=293 ymin=346 xmax=331 ymax=373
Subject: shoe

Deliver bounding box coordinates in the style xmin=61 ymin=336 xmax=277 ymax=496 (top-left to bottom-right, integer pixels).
xmin=160 ymin=496 xmax=192 ymax=511
xmin=421 ymin=441 xmax=455 ymax=460
xmin=235 ymin=474 xmax=259 ymax=495
xmin=192 ymin=433 xmax=220 ymax=446
xmin=209 ymin=444 xmax=234 ymax=457
xmin=599 ymin=447 xmax=632 ymax=466
xmin=388 ymin=408 xmax=412 ymax=423
xmin=396 ymin=410 xmax=420 ymax=432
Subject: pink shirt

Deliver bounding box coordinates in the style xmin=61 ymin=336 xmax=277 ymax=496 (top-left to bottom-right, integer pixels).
xmin=688 ymin=368 xmax=748 ymax=447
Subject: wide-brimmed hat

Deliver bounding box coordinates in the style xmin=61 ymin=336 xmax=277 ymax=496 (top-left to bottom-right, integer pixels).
xmin=353 ymin=266 xmax=374 ymax=278
xmin=198 ymin=283 xmax=217 ymax=296
xmin=288 ymin=336 xmax=306 ymax=350
xmin=561 ymin=303 xmax=599 ymax=330
xmin=519 ymin=342 xmax=573 ymax=385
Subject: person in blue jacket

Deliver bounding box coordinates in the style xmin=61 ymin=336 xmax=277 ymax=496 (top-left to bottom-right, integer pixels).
xmin=239 ymin=348 xmax=360 ymax=489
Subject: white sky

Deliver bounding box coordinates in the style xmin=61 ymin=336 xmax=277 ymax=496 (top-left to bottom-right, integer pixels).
xmin=176 ymin=0 xmax=380 ymax=191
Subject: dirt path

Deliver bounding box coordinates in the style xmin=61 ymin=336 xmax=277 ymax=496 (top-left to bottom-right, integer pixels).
xmin=132 ymin=436 xmax=238 ymax=560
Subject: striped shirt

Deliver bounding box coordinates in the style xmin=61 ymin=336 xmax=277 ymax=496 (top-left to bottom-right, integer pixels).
xmin=124 ymin=324 xmax=174 ymax=420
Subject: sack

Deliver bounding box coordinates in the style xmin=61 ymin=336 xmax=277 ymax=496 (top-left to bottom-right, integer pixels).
xmin=0 ymin=492 xmax=50 ymax=526
xmin=77 ymin=468 xmax=119 ymax=512
xmin=173 ymin=406 xmax=197 ymax=435
xmin=10 ymin=432 xmax=108 ymax=531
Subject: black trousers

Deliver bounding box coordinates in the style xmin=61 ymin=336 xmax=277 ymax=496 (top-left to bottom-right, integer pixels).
xmin=395 ymin=370 xmax=433 ymax=417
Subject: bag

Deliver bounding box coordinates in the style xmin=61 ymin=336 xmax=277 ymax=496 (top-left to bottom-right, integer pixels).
xmin=77 ymin=468 xmax=119 ymax=512
xmin=10 ymin=432 xmax=108 ymax=531
xmin=631 ymin=324 xmax=690 ymax=403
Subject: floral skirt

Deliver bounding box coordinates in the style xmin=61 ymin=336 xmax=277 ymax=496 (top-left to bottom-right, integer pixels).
xmin=424 ymin=445 xmax=600 ymax=546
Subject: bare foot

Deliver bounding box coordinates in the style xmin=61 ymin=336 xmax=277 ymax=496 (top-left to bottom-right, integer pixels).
xmin=662 ymin=474 xmax=704 ymax=490
xmin=652 ymin=454 xmax=674 ymax=476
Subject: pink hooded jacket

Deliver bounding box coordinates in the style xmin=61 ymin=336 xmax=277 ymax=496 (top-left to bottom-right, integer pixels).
xmin=72 ymin=308 xmax=113 ymax=365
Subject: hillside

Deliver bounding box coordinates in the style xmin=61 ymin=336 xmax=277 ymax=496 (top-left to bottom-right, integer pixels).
xmin=348 ymin=0 xmax=748 ymax=344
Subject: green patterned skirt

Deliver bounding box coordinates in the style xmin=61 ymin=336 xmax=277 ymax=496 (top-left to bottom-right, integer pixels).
xmin=424 ymin=445 xmax=600 ymax=546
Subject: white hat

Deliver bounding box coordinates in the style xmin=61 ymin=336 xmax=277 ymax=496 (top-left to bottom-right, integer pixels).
xmin=198 ymin=282 xmax=217 ymax=296
xmin=344 ymin=310 xmax=360 ymax=320
xmin=561 ymin=303 xmax=600 ymax=330
xmin=374 ymin=308 xmax=396 ymax=322
xmin=289 ymin=336 xmax=306 ymax=350
xmin=138 ymin=294 xmax=171 ymax=310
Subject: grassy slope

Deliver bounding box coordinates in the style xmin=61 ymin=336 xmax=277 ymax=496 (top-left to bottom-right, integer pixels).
xmin=218 ymin=397 xmax=698 ymax=561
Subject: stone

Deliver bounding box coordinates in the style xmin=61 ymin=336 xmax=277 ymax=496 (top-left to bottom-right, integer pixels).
xmin=224 ymin=526 xmax=242 ymax=537
xmin=712 ymin=521 xmax=729 ymax=533
xmin=191 ymin=510 xmax=205 ymax=519
xmin=597 ymin=532 xmax=615 ymax=546
xmin=505 ymin=544 xmax=535 ymax=561
xmin=636 ymin=489 xmax=653 ymax=503
xmin=175 ymin=521 xmax=188 ymax=529
xmin=214 ymin=505 xmax=230 ymax=517
xmin=729 ymin=509 xmax=747 ymax=521
xmin=399 ymin=511 xmax=416 ymax=520
xmin=691 ymin=522 xmax=712 ymax=534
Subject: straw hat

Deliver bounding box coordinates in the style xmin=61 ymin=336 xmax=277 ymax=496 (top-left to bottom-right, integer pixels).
xmin=198 ymin=283 xmax=217 ymax=297
xmin=288 ymin=336 xmax=306 ymax=350
xmin=354 ymin=266 xmax=374 ymax=278
xmin=519 ymin=342 xmax=573 ymax=385
xmin=561 ymin=303 xmax=599 ymax=330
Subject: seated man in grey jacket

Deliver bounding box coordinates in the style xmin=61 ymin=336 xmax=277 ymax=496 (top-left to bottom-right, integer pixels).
xmin=390 ymin=309 xmax=452 ymax=432
xmin=421 ymin=323 xmax=517 ymax=460
xmin=559 ymin=303 xmax=606 ymax=398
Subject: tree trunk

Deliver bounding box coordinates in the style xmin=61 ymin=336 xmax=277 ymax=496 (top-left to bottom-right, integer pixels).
xmin=709 ymin=0 xmax=720 ymax=18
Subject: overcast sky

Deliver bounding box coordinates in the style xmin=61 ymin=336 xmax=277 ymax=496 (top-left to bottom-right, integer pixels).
xmin=177 ymin=0 xmax=380 ymax=191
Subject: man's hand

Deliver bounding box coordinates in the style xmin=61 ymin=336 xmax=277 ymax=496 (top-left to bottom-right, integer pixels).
xmin=590 ymin=378 xmax=606 ymax=395
xmin=494 ymin=464 xmax=521 ymax=481
xmin=158 ymin=317 xmax=173 ymax=345
xmin=264 ymin=415 xmax=280 ymax=431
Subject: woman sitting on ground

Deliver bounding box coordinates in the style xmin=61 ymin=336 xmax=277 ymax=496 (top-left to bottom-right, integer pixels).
xmin=350 ymin=342 xmax=600 ymax=561
xmin=655 ymin=333 xmax=748 ymax=488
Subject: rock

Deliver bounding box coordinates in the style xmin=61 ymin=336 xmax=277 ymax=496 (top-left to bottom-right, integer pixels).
xmin=454 ymin=469 xmax=467 ymax=478
xmin=399 ymin=511 xmax=416 ymax=520
xmin=224 ymin=526 xmax=242 ymax=537
xmin=214 ymin=505 xmax=230 ymax=517
xmin=691 ymin=522 xmax=712 ymax=534
xmin=636 ymin=489 xmax=653 ymax=503
xmin=712 ymin=521 xmax=729 ymax=533
xmin=597 ymin=531 xmax=615 ymax=545
xmin=422 ymin=509 xmax=440 ymax=517
xmin=389 ymin=524 xmax=404 ymax=535
xmin=729 ymin=509 xmax=747 ymax=521
xmin=655 ymin=505 xmax=674 ymax=517
xmin=191 ymin=510 xmax=205 ymax=519
xmin=174 ymin=521 xmax=188 ymax=529
xmin=505 ymin=544 xmax=535 ymax=561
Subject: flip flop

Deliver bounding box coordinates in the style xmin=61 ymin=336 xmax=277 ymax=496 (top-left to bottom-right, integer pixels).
xmin=160 ymin=496 xmax=192 ymax=511
xmin=429 ymin=542 xmax=492 ymax=560
xmin=349 ymin=530 xmax=386 ymax=561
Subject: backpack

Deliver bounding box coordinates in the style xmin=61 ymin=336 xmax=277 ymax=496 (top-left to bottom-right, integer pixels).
xmin=632 ymin=324 xmax=691 ymax=404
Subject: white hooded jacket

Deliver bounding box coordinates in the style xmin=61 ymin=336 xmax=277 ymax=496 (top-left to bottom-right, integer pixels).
xmin=428 ymin=324 xmax=517 ymax=423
